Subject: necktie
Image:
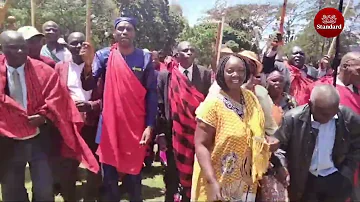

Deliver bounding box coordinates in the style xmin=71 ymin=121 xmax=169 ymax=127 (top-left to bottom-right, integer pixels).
xmin=10 ymin=70 xmax=24 ymax=108
xmin=183 ymin=69 xmax=189 ymax=80
xmin=354 ymin=85 xmax=359 ymax=95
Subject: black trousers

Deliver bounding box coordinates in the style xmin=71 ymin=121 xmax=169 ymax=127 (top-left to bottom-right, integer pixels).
xmin=301 ymin=172 xmax=352 ymax=202
xmin=164 ymin=148 xmax=190 ymax=202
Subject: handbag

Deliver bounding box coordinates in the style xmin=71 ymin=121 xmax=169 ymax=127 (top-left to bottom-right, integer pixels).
xmin=256 ymin=167 xmax=289 ymax=202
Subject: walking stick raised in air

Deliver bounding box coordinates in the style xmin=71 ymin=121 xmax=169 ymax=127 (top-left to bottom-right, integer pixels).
xmin=332 ymin=0 xmax=344 ymax=87
xmin=0 ymin=0 xmax=11 ymax=28
xmin=85 ymin=0 xmax=92 ymax=42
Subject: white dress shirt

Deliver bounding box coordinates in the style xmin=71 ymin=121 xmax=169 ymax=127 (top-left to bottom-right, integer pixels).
xmin=178 ymin=64 xmax=193 ymax=81
xmin=53 ymin=47 xmax=72 ymax=62
xmin=67 ymin=62 xmax=92 ymax=102
xmin=7 ymin=64 xmax=39 ymax=140
xmin=309 ymin=114 xmax=338 ymax=177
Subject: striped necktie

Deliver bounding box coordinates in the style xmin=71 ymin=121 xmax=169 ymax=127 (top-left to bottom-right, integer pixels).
xmin=10 ymin=70 xmax=24 ymax=108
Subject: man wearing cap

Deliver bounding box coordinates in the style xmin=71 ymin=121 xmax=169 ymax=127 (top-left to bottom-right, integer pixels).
xmin=17 ymin=26 xmax=56 ymax=68
xmin=80 ymin=16 xmax=157 ymax=201
xmin=41 ymin=21 xmax=71 ymax=63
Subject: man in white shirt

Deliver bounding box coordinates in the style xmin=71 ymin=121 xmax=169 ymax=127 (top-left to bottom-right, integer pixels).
xmin=0 ymin=30 xmax=53 ymax=201
xmin=40 ymin=21 xmax=71 ymax=63
xmin=273 ymin=84 xmax=360 ymax=201
xmin=54 ymin=32 xmax=102 ymax=201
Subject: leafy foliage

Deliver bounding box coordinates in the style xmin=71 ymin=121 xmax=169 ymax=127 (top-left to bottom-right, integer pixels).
xmin=116 ymin=0 xmax=186 ymax=53
xmin=283 ymin=0 xmax=360 ymax=64
xmin=177 ymin=23 xmax=217 ymax=66
xmin=6 ymin=0 xmax=185 ymax=51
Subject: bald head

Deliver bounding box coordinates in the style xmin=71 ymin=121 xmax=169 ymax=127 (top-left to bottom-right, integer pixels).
xmin=338 ymin=52 xmax=360 ymax=86
xmin=67 ymin=32 xmax=85 ymax=42
xmin=340 ymin=52 xmax=360 ymax=67
xmin=42 ymin=21 xmax=60 ymax=44
xmin=0 ymin=30 xmax=25 ymax=46
xmin=42 ymin=21 xmax=59 ymax=32
xmin=310 ymin=84 xmax=340 ymax=123
xmin=310 ymin=84 xmax=340 ymax=107
xmin=0 ymin=30 xmax=28 ymax=68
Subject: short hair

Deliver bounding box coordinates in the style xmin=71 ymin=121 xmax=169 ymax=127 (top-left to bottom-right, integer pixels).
xmin=310 ymin=84 xmax=340 ymax=107
xmin=216 ymin=55 xmax=250 ymax=91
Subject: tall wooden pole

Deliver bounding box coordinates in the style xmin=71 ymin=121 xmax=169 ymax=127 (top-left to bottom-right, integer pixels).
xmin=216 ymin=16 xmax=225 ymax=65
xmin=279 ymin=0 xmax=287 ymax=35
xmin=0 ymin=0 xmax=12 ymax=27
xmin=212 ymin=16 xmax=225 ymax=72
xmin=85 ymin=0 xmax=92 ymax=42
xmin=333 ymin=0 xmax=344 ymax=87
xmin=327 ymin=0 xmax=351 ymax=57
xmin=30 ymin=0 xmax=35 ymax=26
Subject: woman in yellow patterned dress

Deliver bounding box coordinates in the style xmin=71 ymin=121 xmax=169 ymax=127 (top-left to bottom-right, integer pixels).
xmin=192 ymin=54 xmax=278 ymax=202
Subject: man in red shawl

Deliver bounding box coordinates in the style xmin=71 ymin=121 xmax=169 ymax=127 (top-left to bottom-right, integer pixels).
xmin=157 ymin=41 xmax=212 ymax=201
xmin=0 ymin=31 xmax=98 ymax=201
xmin=152 ymin=50 xmax=167 ymax=71
xmin=263 ymin=45 xmax=318 ymax=105
xmin=55 ymin=32 xmax=102 ymax=201
xmin=81 ymin=16 xmax=157 ymax=201
xmin=317 ymin=52 xmax=360 ymax=201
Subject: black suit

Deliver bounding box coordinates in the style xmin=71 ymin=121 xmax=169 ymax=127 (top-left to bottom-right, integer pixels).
xmin=157 ymin=64 xmax=212 ymax=202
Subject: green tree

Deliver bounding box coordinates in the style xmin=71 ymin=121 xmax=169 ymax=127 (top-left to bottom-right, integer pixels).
xmin=115 ymin=0 xmax=186 ymax=52
xmin=8 ymin=0 xmax=117 ymax=49
xmin=7 ymin=0 xmax=186 ymax=51
xmin=283 ymin=0 xmax=360 ymax=64
xmin=177 ymin=23 xmax=217 ymax=66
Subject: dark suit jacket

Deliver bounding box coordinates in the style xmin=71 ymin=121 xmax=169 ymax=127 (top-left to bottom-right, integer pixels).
xmin=157 ymin=64 xmax=212 ymax=140
xmin=55 ymin=61 xmax=102 ymax=127
xmin=273 ymin=104 xmax=360 ymax=201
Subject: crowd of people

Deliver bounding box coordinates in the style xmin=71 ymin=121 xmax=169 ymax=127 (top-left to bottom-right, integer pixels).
xmin=0 ymin=14 xmax=360 ymax=202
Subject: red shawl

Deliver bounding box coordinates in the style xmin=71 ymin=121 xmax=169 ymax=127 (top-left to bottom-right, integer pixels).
xmin=316 ymin=76 xmax=360 ymax=114
xmin=0 ymin=57 xmax=99 ymax=173
xmin=168 ymin=61 xmax=205 ymax=198
xmin=96 ymin=45 xmax=147 ymax=175
xmin=286 ymin=63 xmax=314 ymax=105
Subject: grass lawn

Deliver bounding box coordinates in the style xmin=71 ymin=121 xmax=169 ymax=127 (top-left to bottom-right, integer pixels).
xmin=0 ymin=163 xmax=165 ymax=202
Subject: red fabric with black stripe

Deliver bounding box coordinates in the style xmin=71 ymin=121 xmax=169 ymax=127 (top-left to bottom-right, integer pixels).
xmin=168 ymin=61 xmax=204 ymax=198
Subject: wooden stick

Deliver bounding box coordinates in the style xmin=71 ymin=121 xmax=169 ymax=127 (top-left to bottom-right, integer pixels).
xmin=279 ymin=0 xmax=287 ymax=35
xmin=215 ymin=16 xmax=225 ymax=65
xmin=0 ymin=0 xmax=12 ymax=27
xmin=327 ymin=0 xmax=351 ymax=57
xmin=30 ymin=0 xmax=35 ymax=26
xmin=333 ymin=0 xmax=344 ymax=87
xmin=85 ymin=0 xmax=92 ymax=42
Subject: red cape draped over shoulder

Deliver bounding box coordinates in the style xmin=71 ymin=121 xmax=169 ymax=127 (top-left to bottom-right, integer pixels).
xmin=286 ymin=62 xmax=314 ymax=105
xmin=168 ymin=61 xmax=205 ymax=198
xmin=0 ymin=56 xmax=99 ymax=173
xmin=96 ymin=45 xmax=147 ymax=175
xmin=316 ymin=76 xmax=360 ymax=114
